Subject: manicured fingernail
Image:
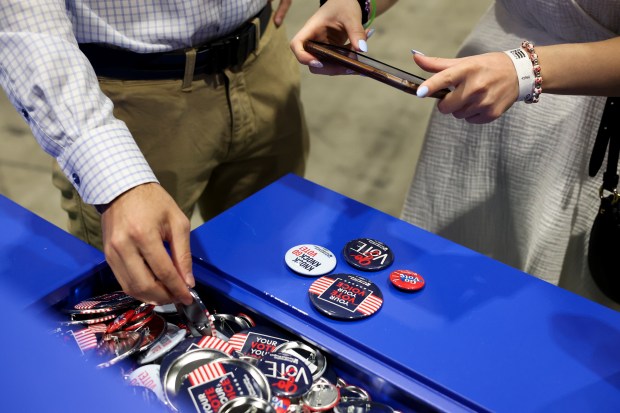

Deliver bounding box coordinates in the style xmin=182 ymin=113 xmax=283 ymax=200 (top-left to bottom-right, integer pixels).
xmin=417 ymin=85 xmax=429 ymax=98
xmin=345 ymin=69 xmax=357 ymax=75
xmin=358 ymin=39 xmax=368 ymax=52
xmin=366 ymin=29 xmax=376 ymax=39
xmin=309 ymin=60 xmax=323 ymax=68
xmin=411 ymin=49 xmax=425 ymax=56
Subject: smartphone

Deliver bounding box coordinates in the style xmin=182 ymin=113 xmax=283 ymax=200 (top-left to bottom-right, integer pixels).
xmin=304 ymin=40 xmax=448 ymax=99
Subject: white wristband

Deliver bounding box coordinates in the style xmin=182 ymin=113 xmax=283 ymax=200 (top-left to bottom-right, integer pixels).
xmin=504 ymin=48 xmax=535 ymax=102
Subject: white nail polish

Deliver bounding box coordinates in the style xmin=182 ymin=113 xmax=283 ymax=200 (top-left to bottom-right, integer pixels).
xmin=309 ymin=60 xmax=323 ymax=68
xmin=417 ymin=85 xmax=429 ymax=98
xmin=366 ymin=28 xmax=376 ymax=39
xmin=358 ymin=39 xmax=368 ymax=53
xmin=410 ymin=49 xmax=425 ymax=56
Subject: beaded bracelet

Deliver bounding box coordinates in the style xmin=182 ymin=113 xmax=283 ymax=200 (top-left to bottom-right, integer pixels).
xmin=521 ymin=40 xmax=543 ymax=103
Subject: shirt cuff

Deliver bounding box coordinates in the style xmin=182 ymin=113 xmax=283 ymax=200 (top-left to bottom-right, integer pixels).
xmin=58 ymin=121 xmax=158 ymax=205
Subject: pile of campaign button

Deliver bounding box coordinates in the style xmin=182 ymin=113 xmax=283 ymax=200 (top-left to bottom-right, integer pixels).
xmin=389 ymin=269 xmax=426 ymax=292
xmin=308 ymin=274 xmax=384 ymax=320
xmin=257 ymin=352 xmax=313 ymax=398
xmin=285 ymin=244 xmax=337 ymax=277
xmin=342 ymin=238 xmax=394 ymax=272
xmin=59 ymin=288 xmax=402 ymax=412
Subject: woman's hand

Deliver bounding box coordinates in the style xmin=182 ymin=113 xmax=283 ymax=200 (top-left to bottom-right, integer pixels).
xmin=415 ymin=52 xmax=519 ymax=124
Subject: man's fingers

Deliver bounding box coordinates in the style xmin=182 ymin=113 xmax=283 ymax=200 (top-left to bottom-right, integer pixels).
xmin=168 ymin=214 xmax=194 ymax=288
xmin=139 ymin=235 xmax=193 ymax=305
xmin=105 ymin=241 xmax=175 ymax=305
xmin=273 ymin=0 xmax=292 ymax=27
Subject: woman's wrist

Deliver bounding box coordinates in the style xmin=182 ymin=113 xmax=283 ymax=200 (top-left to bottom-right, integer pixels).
xmin=503 ymin=40 xmax=543 ymax=103
xmin=320 ymin=0 xmax=376 ymax=27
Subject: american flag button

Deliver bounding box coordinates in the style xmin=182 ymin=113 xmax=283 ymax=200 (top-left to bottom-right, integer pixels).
xmin=95 ymin=329 xmax=146 ymax=368
xmin=308 ymin=274 xmax=384 ymax=320
xmin=64 ymin=291 xmax=139 ymax=315
xmin=389 ymin=269 xmax=425 ymax=292
xmin=161 ymin=348 xmax=234 ymax=410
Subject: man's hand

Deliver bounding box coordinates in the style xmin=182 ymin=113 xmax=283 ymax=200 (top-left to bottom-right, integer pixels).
xmin=101 ymin=183 xmax=194 ymax=305
xmin=272 ymin=0 xmax=292 ymax=27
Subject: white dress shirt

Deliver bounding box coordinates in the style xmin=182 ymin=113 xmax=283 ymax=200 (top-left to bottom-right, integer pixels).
xmin=0 ymin=0 xmax=265 ymax=205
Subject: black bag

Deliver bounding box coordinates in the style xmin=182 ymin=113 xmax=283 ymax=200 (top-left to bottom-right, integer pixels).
xmin=588 ymin=97 xmax=620 ymax=303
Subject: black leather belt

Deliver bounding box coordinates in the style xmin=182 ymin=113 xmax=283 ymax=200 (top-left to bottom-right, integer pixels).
xmin=79 ymin=3 xmax=271 ymax=80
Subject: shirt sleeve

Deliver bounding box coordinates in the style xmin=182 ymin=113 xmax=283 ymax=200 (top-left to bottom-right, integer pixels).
xmin=0 ymin=0 xmax=158 ymax=205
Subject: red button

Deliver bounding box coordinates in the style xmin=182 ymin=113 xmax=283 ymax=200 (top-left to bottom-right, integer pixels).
xmin=390 ymin=269 xmax=425 ymax=291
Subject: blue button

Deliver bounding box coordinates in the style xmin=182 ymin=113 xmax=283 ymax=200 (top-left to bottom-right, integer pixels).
xmin=20 ymin=109 xmax=29 ymax=120
xmin=71 ymin=173 xmax=80 ymax=186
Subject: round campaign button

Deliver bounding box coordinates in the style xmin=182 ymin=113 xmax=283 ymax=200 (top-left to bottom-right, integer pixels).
xmin=301 ymin=378 xmax=340 ymax=412
xmin=285 ymin=244 xmax=337 ymax=277
xmin=64 ymin=291 xmax=139 ymax=315
xmin=126 ymin=364 xmax=167 ymax=405
xmin=173 ymin=358 xmax=271 ymax=413
xmin=342 ymin=238 xmax=394 ymax=272
xmin=256 ymin=352 xmax=313 ymax=398
xmin=228 ymin=326 xmax=292 ymax=360
xmin=389 ymin=269 xmax=425 ymax=291
xmin=308 ymin=274 xmax=384 ymax=320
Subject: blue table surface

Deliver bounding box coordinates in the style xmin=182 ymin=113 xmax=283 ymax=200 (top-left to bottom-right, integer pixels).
xmin=0 ymin=195 xmax=105 ymax=307
xmin=190 ymin=174 xmax=620 ymax=412
xmin=0 ymin=195 xmax=157 ymax=412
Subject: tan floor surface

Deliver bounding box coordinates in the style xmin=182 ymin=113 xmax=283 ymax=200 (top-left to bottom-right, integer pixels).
xmin=0 ymin=1 xmax=492 ymax=230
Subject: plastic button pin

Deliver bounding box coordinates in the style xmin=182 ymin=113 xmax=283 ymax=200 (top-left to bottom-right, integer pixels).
xmin=173 ymin=358 xmax=271 ymax=413
xmin=285 ymin=244 xmax=337 ymax=277
xmin=308 ymin=274 xmax=384 ymax=320
xmin=342 ymin=238 xmax=394 ymax=272
xmin=389 ymin=269 xmax=425 ymax=291
xmin=257 ymin=352 xmax=313 ymax=398
xmin=229 ymin=326 xmax=292 ymax=359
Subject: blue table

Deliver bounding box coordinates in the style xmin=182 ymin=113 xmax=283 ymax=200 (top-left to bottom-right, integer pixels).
xmin=1 ymin=174 xmax=619 ymax=412
xmin=190 ymin=174 xmax=620 ymax=412
xmin=0 ymin=195 xmax=155 ymax=412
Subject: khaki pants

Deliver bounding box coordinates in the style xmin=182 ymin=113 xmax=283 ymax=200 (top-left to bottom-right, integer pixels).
xmin=53 ymin=18 xmax=309 ymax=250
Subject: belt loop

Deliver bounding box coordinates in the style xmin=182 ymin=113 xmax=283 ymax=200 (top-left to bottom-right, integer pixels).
xmin=182 ymin=48 xmax=197 ymax=91
xmin=251 ymin=17 xmax=261 ymax=53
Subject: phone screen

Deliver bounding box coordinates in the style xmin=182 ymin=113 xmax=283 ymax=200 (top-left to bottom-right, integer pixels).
xmin=303 ymin=41 xmax=448 ymax=98
xmin=317 ymin=42 xmax=426 ymax=85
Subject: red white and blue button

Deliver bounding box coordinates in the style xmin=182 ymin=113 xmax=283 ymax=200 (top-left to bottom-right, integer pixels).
xmin=308 ymin=274 xmax=384 ymax=320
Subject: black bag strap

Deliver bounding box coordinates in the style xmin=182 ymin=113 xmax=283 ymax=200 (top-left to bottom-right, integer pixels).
xmin=589 ymin=97 xmax=620 ymax=193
